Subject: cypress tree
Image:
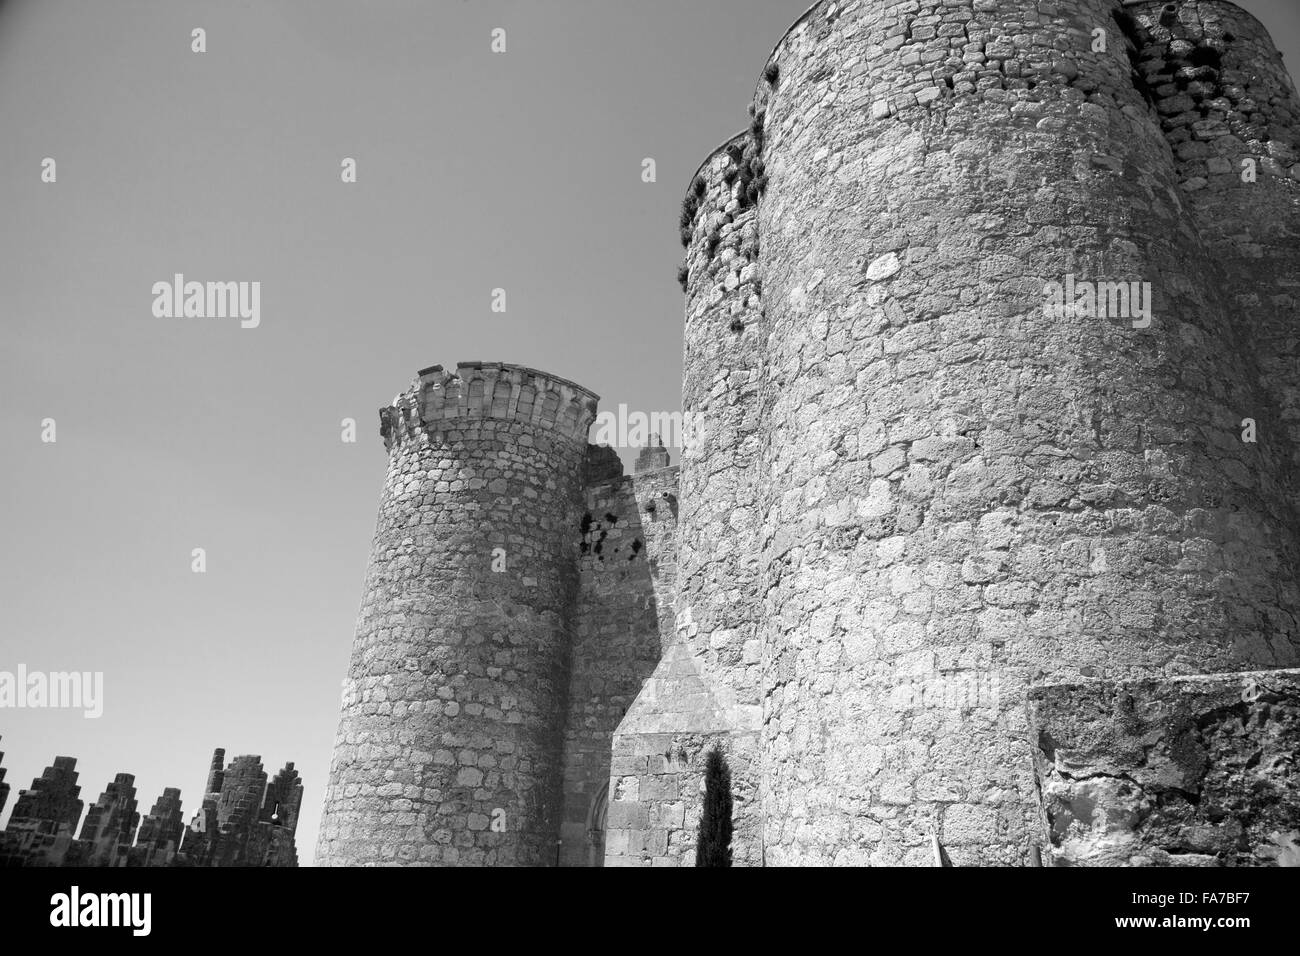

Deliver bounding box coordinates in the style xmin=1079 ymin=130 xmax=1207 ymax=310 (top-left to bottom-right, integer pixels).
xmin=695 ymin=748 xmax=733 ymax=867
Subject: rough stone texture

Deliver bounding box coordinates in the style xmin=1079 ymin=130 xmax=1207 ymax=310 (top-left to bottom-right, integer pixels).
xmin=1125 ymin=2 xmax=1300 ymax=480
xmin=317 ymin=362 xmax=685 ymax=866
xmin=77 ymin=773 xmax=140 ymax=866
xmin=604 ymin=126 xmax=768 ymax=868
xmin=557 ymin=462 xmax=678 ymax=866
xmin=605 ymin=645 xmax=761 ymax=867
xmin=318 ymin=0 xmax=1300 ymax=868
xmin=5 ymin=755 xmax=83 ymax=834
xmin=133 ymin=787 xmax=185 ymax=866
xmin=177 ymin=751 xmax=302 ymax=867
xmin=750 ymin=0 xmax=1300 ymax=867
xmin=634 ymin=436 xmax=673 ymax=474
xmin=1029 ymin=669 xmax=1300 ymax=866
xmin=0 ymin=747 xmax=300 ymax=867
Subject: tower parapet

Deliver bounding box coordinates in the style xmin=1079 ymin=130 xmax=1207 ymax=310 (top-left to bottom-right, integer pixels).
xmin=381 ymin=362 xmax=598 ymax=452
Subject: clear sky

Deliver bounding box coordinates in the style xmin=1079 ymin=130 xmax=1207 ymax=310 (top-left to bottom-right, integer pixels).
xmin=1 ymin=0 xmax=1297 ymax=866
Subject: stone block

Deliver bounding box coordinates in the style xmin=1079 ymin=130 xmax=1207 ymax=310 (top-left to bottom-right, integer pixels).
xmin=1029 ymin=670 xmax=1300 ymax=867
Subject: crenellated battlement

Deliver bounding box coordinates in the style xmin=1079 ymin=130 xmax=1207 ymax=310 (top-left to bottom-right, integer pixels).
xmin=0 ymin=744 xmax=302 ymax=867
xmin=319 ymin=356 xmax=678 ymax=867
xmin=380 ymin=361 xmax=600 ymax=452
xmin=613 ymin=0 xmax=1300 ymax=869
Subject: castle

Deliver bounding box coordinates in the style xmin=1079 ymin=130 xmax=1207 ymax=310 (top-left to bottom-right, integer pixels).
xmin=317 ymin=0 xmax=1300 ymax=867
xmin=0 ymin=740 xmax=303 ymax=867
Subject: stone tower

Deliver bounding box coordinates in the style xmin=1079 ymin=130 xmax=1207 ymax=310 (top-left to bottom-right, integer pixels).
xmin=317 ymin=362 xmax=603 ymax=865
xmin=317 ymin=0 xmax=1300 ymax=868
xmin=604 ymin=0 xmax=1300 ymax=867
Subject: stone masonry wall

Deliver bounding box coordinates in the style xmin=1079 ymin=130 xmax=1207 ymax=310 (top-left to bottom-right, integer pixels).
xmin=314 ymin=0 xmax=1300 ymax=869
xmin=558 ymin=462 xmax=678 ymax=866
xmin=0 ymin=746 xmax=300 ymax=867
xmin=603 ymin=124 xmax=769 ymax=867
xmin=0 ymin=738 xmax=9 ymax=821
xmin=316 ymin=362 xmax=599 ymax=866
xmin=753 ymin=0 xmax=1300 ymax=866
xmin=1029 ymin=668 xmax=1300 ymax=866
xmin=606 ymin=723 xmax=759 ymax=867
xmin=1127 ymin=2 xmax=1300 ymax=494
xmin=605 ymin=650 xmax=762 ymax=867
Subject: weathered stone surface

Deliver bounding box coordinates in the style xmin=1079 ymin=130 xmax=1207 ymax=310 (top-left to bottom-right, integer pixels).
xmin=605 ymin=125 xmax=768 ymax=867
xmin=749 ymin=0 xmax=1300 ymax=867
xmin=1124 ymin=0 xmax=1300 ymax=486
xmin=604 ymin=644 xmax=761 ymax=866
xmin=0 ymin=748 xmax=301 ymax=867
xmin=317 ymin=362 xmax=680 ymax=866
xmin=318 ymin=0 xmax=1300 ymax=868
xmin=0 ymin=738 xmax=9 ymax=822
xmin=1029 ymin=669 xmax=1300 ymax=866
xmin=559 ymin=465 xmax=677 ymax=866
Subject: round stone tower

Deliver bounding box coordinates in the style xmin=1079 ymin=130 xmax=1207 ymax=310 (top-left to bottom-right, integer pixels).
xmin=316 ymin=361 xmax=599 ymax=866
xmin=677 ymin=135 xmax=765 ymax=691
xmin=1124 ymin=0 xmax=1300 ymax=478
xmin=751 ymin=0 xmax=1300 ymax=865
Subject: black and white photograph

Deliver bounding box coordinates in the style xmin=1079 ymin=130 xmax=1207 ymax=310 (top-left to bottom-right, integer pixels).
xmin=1 ymin=0 xmax=1298 ymax=940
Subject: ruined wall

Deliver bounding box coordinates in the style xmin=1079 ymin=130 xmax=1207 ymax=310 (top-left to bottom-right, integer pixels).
xmin=604 ymin=131 xmax=767 ymax=867
xmin=752 ymin=0 xmax=1300 ymax=866
xmin=1029 ymin=668 xmax=1300 ymax=866
xmin=557 ymin=458 xmax=678 ymax=867
xmin=316 ymin=362 xmax=599 ymax=866
xmin=0 ymin=746 xmax=300 ymax=867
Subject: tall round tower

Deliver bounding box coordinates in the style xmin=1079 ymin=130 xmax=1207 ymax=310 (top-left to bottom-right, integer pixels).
xmin=316 ymin=362 xmax=598 ymax=866
xmin=753 ymin=0 xmax=1300 ymax=865
xmin=1123 ymin=0 xmax=1300 ymax=478
xmin=677 ymin=136 xmax=765 ymax=697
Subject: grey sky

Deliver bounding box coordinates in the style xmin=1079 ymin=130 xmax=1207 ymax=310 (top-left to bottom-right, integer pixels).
xmin=1 ymin=0 xmax=1296 ymax=866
